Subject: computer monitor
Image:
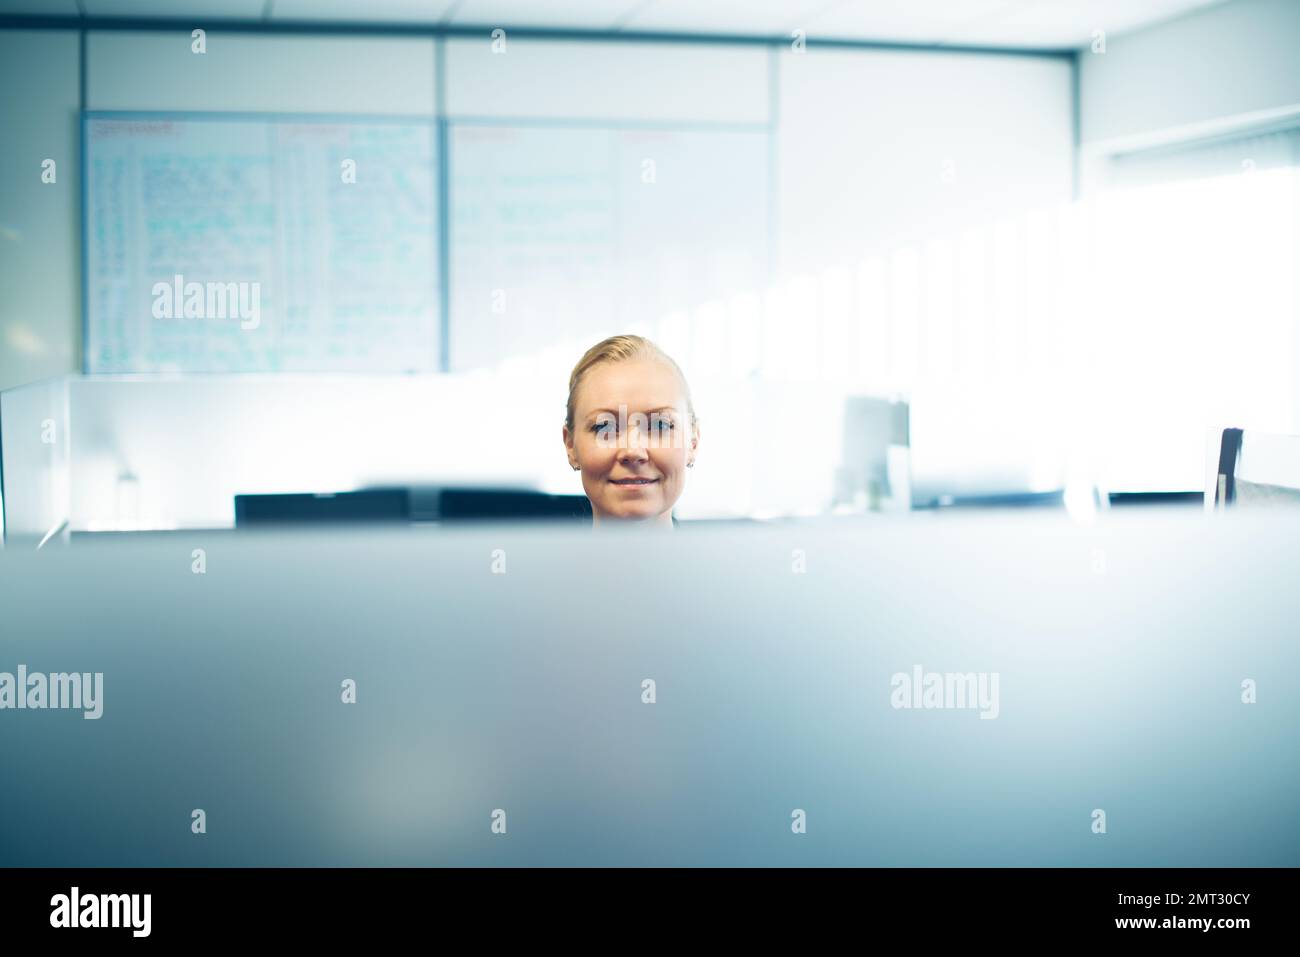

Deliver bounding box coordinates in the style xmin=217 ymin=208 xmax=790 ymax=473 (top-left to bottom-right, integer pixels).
xmin=234 ymin=489 xmax=410 ymax=527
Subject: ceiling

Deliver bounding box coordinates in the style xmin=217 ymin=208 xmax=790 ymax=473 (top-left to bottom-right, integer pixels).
xmin=1 ymin=0 xmax=1234 ymax=50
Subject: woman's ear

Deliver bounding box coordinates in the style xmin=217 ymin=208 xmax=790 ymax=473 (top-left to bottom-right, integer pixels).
xmin=562 ymin=423 xmax=579 ymax=470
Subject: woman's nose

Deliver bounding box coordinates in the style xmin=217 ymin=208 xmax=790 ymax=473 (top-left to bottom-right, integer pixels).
xmin=618 ymin=428 xmax=650 ymax=461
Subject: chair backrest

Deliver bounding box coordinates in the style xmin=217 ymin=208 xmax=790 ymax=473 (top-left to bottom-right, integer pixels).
xmin=1215 ymin=427 xmax=1300 ymax=508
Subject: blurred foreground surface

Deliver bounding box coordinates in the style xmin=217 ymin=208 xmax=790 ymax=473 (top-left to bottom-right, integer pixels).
xmin=0 ymin=509 xmax=1296 ymax=866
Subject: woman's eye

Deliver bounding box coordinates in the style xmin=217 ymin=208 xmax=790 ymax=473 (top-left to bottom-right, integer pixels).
xmin=589 ymin=419 xmax=673 ymax=434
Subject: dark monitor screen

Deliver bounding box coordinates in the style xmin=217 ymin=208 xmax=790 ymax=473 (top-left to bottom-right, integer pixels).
xmin=234 ymin=489 xmax=410 ymax=527
xmin=234 ymin=487 xmax=592 ymax=527
xmin=437 ymin=488 xmax=591 ymax=523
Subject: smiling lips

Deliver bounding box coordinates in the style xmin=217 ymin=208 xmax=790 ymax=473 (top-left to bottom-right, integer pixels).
xmin=610 ymin=477 xmax=658 ymax=488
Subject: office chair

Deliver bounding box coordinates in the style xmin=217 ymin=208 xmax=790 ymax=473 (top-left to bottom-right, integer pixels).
xmin=1214 ymin=427 xmax=1300 ymax=507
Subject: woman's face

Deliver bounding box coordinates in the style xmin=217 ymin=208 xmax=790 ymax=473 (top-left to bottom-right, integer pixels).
xmin=563 ymin=358 xmax=699 ymax=525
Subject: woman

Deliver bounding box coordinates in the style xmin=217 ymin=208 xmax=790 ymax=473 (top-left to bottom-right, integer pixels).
xmin=562 ymin=335 xmax=700 ymax=529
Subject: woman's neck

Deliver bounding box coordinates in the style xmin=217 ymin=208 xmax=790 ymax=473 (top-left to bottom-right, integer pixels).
xmin=592 ymin=511 xmax=675 ymax=530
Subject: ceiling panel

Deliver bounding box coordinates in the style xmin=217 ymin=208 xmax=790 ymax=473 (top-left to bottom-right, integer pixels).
xmin=0 ymin=0 xmax=80 ymax=14
xmin=620 ymin=0 xmax=836 ymax=37
xmin=18 ymin=0 xmax=1237 ymax=48
xmin=271 ymin=0 xmax=459 ymax=23
xmin=82 ymin=0 xmax=268 ymax=18
xmin=447 ymin=0 xmax=645 ymax=30
xmin=803 ymin=0 xmax=1020 ymax=46
xmin=626 ymin=0 xmax=1234 ymax=47
xmin=950 ymin=0 xmax=1231 ymax=48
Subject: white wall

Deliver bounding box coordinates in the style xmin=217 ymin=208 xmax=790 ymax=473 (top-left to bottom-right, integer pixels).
xmin=1080 ymin=0 xmax=1300 ymax=152
xmin=86 ymin=30 xmax=437 ymax=114
xmin=773 ymin=48 xmax=1074 ymax=503
xmin=778 ymin=48 xmax=1074 ymax=276
xmin=0 ymin=30 xmax=80 ymax=393
xmin=445 ymin=36 xmax=769 ymax=123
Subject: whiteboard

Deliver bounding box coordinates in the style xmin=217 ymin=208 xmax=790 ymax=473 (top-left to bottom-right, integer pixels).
xmin=449 ymin=124 xmax=770 ymax=371
xmin=84 ymin=114 xmax=438 ymax=373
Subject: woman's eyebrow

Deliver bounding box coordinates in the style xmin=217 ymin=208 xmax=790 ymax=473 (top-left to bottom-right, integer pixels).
xmin=587 ymin=406 xmax=678 ymax=418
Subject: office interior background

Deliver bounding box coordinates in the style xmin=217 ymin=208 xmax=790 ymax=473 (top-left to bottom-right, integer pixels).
xmin=1 ymin=0 xmax=1299 ymax=537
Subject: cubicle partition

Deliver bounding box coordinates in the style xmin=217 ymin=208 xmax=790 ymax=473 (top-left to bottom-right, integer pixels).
xmin=0 ymin=373 xmax=875 ymax=535
xmin=0 ymin=373 xmax=547 ymax=537
xmin=0 ymin=376 xmax=70 ymax=547
xmin=63 ymin=373 xmax=549 ymax=531
xmin=1 ymin=508 xmax=1295 ymax=866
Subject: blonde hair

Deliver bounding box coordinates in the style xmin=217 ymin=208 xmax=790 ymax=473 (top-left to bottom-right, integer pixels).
xmin=565 ymin=334 xmax=696 ymax=433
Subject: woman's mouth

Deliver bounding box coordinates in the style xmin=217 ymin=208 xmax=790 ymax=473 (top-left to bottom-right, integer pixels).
xmin=610 ymin=477 xmax=658 ymax=488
